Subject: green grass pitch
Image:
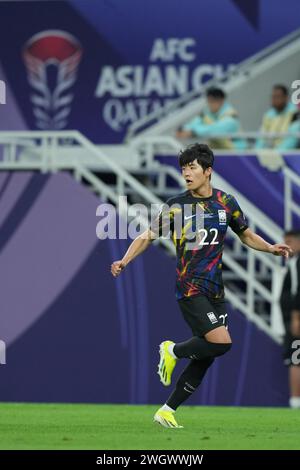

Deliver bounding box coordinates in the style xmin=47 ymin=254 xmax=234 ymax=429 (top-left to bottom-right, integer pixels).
xmin=0 ymin=403 xmax=299 ymax=450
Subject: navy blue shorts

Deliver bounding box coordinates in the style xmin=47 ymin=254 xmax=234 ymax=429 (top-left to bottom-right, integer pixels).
xmin=178 ymin=295 xmax=228 ymax=337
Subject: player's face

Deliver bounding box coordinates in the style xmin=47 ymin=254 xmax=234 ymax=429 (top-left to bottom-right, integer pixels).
xmin=181 ymin=160 xmax=211 ymax=190
xmin=284 ymin=235 xmax=300 ymax=255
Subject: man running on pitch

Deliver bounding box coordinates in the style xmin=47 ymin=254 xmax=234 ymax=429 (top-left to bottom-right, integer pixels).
xmin=111 ymin=143 xmax=292 ymax=429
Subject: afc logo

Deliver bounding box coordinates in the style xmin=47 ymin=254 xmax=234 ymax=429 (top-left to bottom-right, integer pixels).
xmin=23 ymin=30 xmax=82 ymax=129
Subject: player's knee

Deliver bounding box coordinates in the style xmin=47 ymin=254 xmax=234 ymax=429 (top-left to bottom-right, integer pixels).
xmin=205 ymin=356 xmax=215 ymax=367
xmin=213 ymin=342 xmax=232 ymax=357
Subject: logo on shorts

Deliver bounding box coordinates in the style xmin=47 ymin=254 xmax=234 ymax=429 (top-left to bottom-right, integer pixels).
xmin=207 ymin=311 xmax=218 ymax=324
xmin=218 ymin=210 xmax=227 ymax=225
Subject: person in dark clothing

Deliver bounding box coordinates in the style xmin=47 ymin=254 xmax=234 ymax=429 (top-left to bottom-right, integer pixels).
xmin=280 ymin=229 xmax=300 ymax=408
xmin=111 ymin=143 xmax=292 ymax=427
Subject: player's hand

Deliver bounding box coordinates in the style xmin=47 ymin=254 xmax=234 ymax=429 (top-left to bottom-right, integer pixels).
xmin=269 ymin=243 xmax=293 ymax=258
xmin=111 ymin=260 xmax=126 ymax=277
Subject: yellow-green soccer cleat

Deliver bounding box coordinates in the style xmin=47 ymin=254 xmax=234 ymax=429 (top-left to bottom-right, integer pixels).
xmin=153 ymin=409 xmax=183 ymax=429
xmin=157 ymin=340 xmax=178 ymax=386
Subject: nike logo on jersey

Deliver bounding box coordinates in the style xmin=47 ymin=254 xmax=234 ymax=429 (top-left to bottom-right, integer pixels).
xmin=184 ymin=214 xmax=215 ymax=220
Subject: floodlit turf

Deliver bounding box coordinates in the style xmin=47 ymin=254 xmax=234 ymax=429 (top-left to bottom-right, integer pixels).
xmin=0 ymin=403 xmax=299 ymax=450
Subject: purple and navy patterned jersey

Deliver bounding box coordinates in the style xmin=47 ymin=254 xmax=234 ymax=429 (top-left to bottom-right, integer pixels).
xmin=151 ymin=188 xmax=248 ymax=300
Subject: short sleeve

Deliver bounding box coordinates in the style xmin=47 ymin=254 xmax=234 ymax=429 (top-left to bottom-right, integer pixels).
xmin=228 ymin=195 xmax=248 ymax=234
xmin=150 ymin=199 xmax=175 ymax=240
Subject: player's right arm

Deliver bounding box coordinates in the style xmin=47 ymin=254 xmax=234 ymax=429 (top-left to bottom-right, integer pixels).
xmin=111 ymin=228 xmax=157 ymax=277
xmin=111 ymin=200 xmax=174 ymax=277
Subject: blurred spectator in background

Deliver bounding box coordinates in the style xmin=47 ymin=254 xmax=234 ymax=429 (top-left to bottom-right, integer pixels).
xmin=176 ymin=87 xmax=246 ymax=150
xmin=256 ymin=85 xmax=300 ymax=150
xmin=280 ymin=229 xmax=300 ymax=409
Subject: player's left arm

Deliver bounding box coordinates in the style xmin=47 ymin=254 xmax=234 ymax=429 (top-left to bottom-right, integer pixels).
xmin=238 ymin=227 xmax=293 ymax=258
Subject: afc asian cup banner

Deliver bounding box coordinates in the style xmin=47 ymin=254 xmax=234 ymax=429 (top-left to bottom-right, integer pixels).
xmin=0 ymin=0 xmax=300 ymax=143
xmin=95 ymin=38 xmax=234 ymax=135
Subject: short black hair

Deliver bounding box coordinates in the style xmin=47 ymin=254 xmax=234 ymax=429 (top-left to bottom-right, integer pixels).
xmin=206 ymin=87 xmax=226 ymax=100
xmin=273 ymin=84 xmax=288 ymax=96
xmin=284 ymin=229 xmax=300 ymax=238
xmin=179 ymin=143 xmax=214 ymax=171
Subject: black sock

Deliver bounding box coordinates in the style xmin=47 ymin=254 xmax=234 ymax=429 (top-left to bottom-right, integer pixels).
xmin=174 ymin=335 xmax=231 ymax=360
xmin=166 ymin=357 xmax=214 ymax=410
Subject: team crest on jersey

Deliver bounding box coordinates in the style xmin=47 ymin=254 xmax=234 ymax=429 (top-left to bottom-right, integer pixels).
xmin=218 ymin=210 xmax=227 ymax=225
xmin=207 ymin=312 xmax=218 ymax=324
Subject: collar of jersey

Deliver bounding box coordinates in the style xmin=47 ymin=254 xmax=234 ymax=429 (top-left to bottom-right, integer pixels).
xmin=187 ymin=188 xmax=214 ymax=201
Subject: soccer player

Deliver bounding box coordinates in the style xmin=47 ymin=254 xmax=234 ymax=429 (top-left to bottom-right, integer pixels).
xmin=111 ymin=143 xmax=292 ymax=429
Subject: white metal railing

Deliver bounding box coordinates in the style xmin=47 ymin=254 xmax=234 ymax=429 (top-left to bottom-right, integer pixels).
xmin=126 ymin=28 xmax=300 ymax=139
xmin=283 ymin=166 xmax=300 ymax=229
xmin=76 ymin=164 xmax=175 ymax=254
xmin=0 ymin=130 xmax=175 ymax=256
xmin=131 ymin=133 xmax=300 ymax=156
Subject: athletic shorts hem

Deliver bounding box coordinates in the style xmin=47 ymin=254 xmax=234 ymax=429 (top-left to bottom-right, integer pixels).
xmin=178 ymin=295 xmax=228 ymax=337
